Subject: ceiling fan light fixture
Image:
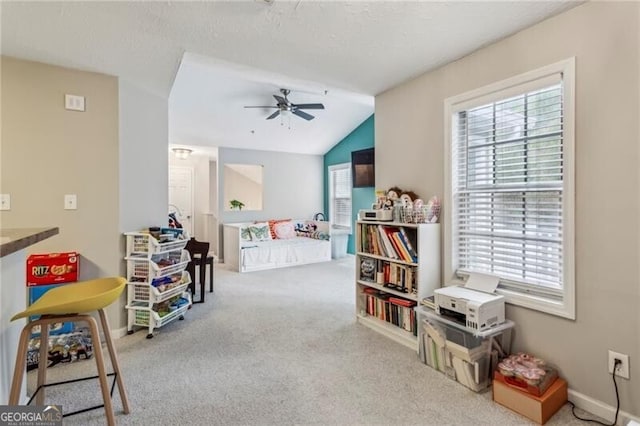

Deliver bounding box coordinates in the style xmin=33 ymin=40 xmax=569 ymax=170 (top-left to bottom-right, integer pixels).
xmin=172 ymin=148 xmax=193 ymax=159
xmin=244 ymin=88 xmax=324 ymax=122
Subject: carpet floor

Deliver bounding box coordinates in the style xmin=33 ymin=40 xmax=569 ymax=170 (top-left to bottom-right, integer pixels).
xmin=28 ymin=257 xmax=599 ymax=425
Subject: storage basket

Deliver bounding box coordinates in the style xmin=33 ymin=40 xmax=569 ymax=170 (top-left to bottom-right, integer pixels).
xmin=134 ymin=309 xmax=150 ymax=326
xmin=125 ymin=250 xmax=190 ymax=281
xmin=125 ymin=232 xmax=188 ymax=256
xmin=127 ymin=271 xmax=191 ymax=303
xmin=153 ymin=304 xmax=189 ymax=327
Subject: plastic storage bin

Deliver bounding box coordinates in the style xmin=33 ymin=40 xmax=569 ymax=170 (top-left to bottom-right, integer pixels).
xmin=416 ymin=306 xmax=514 ymax=392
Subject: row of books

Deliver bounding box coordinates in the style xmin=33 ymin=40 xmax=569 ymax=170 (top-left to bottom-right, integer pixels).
xmin=359 ymin=223 xmax=418 ymax=263
xmin=360 ymin=258 xmax=417 ymax=294
xmin=363 ymin=288 xmax=418 ymax=335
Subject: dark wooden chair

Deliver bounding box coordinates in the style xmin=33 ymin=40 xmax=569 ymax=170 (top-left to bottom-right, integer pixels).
xmin=185 ymin=238 xmax=210 ymax=304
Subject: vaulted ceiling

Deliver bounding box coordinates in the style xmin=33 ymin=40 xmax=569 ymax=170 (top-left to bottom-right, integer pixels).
xmin=1 ymin=1 xmax=581 ymax=156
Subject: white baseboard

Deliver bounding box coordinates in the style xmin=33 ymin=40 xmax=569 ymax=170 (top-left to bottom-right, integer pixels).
xmin=111 ymin=326 xmax=128 ymax=339
xmin=569 ymin=388 xmax=640 ymax=426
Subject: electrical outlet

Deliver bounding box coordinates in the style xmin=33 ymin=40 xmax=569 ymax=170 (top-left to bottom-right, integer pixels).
xmin=608 ymin=350 xmax=630 ymax=379
xmin=64 ymin=194 xmax=77 ymax=210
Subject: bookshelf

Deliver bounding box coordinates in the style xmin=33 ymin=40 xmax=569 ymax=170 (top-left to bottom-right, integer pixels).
xmin=355 ymin=221 xmax=440 ymax=351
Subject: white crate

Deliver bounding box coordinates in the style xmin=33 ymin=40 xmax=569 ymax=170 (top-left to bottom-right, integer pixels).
xmin=127 ymin=271 xmax=191 ymax=304
xmin=125 ymin=250 xmax=191 ymax=281
xmin=126 ymin=302 xmax=190 ymax=329
xmin=125 ymin=232 xmax=188 ymax=257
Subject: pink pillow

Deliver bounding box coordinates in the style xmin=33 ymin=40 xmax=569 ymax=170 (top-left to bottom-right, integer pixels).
xmin=274 ymin=221 xmax=296 ymax=239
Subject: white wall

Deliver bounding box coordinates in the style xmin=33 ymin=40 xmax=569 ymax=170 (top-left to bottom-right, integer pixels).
xmin=119 ymin=80 xmax=168 ymax=234
xmin=376 ymin=2 xmax=639 ymax=418
xmin=217 ymin=147 xmax=323 ymax=258
xmin=118 ymin=79 xmax=169 ymax=329
xmin=209 ymin=160 xmax=219 ymax=253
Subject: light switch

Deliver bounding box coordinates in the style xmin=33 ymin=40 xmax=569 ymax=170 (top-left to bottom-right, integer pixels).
xmin=64 ymin=194 xmax=77 ymax=210
xmin=65 ymin=94 xmax=85 ymax=112
xmin=0 ymin=194 xmax=10 ymax=210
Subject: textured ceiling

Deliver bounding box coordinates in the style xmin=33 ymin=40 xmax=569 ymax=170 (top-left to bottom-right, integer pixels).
xmin=1 ymin=1 xmax=581 ymax=155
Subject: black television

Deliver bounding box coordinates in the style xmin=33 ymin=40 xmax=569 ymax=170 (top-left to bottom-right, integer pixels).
xmin=351 ymin=148 xmax=375 ymax=188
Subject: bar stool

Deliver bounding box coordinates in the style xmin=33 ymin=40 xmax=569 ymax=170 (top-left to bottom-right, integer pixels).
xmin=9 ymin=277 xmax=130 ymax=426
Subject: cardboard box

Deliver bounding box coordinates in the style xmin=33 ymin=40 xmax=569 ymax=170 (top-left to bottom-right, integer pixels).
xmin=493 ymin=377 xmax=567 ymax=424
xmin=27 ymin=252 xmax=79 ymax=286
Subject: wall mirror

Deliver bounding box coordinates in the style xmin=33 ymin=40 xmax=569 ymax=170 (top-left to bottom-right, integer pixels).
xmin=224 ymin=164 xmax=263 ymax=211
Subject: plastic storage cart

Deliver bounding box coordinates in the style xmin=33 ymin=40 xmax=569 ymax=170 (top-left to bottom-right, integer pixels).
xmin=124 ymin=232 xmax=191 ymax=338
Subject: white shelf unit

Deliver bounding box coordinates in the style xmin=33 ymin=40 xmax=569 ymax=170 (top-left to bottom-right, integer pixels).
xmin=124 ymin=232 xmax=191 ymax=338
xmin=355 ymin=221 xmax=440 ymax=351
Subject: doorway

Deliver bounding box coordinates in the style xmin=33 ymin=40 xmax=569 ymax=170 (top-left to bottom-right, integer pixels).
xmin=169 ymin=166 xmax=194 ymax=237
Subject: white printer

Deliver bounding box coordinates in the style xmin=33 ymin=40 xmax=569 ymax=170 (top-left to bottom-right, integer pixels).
xmin=434 ymin=273 xmax=505 ymax=332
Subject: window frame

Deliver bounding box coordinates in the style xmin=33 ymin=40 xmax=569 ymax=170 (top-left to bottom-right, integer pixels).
xmin=444 ymin=58 xmax=575 ymax=319
xmin=328 ymin=162 xmax=353 ymax=233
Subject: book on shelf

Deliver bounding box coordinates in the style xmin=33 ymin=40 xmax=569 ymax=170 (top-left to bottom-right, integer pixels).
xmin=360 ymin=257 xmax=376 ymax=281
xmin=398 ymin=227 xmax=418 ymax=262
xmin=376 ymin=226 xmax=394 ymax=259
xmin=381 ymin=226 xmax=401 ymax=259
xmin=391 ymin=232 xmax=413 ymax=263
xmin=363 ymin=288 xmax=418 ymax=334
xmin=421 ymin=295 xmax=436 ymax=310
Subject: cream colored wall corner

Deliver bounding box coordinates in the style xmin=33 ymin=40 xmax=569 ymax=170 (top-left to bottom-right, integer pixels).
xmin=0 ymin=56 xmax=121 ymax=325
xmin=375 ymin=1 xmax=639 ymax=418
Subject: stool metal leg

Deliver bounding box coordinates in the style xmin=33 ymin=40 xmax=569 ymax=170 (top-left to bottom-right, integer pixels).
xmin=36 ymin=319 xmax=50 ymax=405
xmin=98 ymin=309 xmax=131 ymax=414
xmin=85 ymin=315 xmax=115 ymax=426
xmin=9 ymin=323 xmax=34 ymax=405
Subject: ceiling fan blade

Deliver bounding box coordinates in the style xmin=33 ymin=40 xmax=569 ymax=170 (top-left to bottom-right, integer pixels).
xmin=244 ymin=106 xmax=279 ymax=108
xmin=293 ymin=103 xmax=325 ymax=110
xmin=266 ymin=110 xmax=281 ymax=120
xmin=292 ymin=109 xmax=314 ymax=121
xmin=273 ymin=95 xmax=287 ymax=105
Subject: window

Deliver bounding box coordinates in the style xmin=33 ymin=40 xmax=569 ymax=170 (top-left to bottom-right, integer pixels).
xmin=329 ymin=163 xmax=352 ymax=231
xmin=444 ymin=58 xmax=575 ymax=319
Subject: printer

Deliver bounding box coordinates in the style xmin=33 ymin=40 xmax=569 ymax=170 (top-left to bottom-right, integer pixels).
xmin=434 ymin=272 xmax=505 ymax=332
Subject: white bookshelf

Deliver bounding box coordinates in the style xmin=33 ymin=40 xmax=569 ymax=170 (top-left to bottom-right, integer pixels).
xmin=355 ymin=221 xmax=440 ymax=351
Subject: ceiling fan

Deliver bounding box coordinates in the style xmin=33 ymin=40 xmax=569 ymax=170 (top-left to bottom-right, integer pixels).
xmin=244 ymin=88 xmax=324 ymax=121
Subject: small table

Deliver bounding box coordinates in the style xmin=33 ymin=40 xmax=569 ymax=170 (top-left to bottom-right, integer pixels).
xmin=193 ymin=253 xmax=215 ymax=294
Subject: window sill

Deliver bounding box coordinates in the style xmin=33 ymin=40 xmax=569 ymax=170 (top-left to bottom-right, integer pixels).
xmin=444 ymin=277 xmax=575 ymax=320
xmin=496 ymin=288 xmax=575 ymax=320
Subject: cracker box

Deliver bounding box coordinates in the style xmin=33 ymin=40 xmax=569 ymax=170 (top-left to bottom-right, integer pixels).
xmin=26 ymin=252 xmax=79 ymax=286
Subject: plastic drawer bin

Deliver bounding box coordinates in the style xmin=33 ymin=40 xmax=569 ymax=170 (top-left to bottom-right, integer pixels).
xmin=416 ymin=306 xmax=514 ymax=392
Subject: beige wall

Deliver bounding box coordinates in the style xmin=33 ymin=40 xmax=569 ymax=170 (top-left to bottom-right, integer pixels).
xmin=376 ymin=2 xmax=639 ymax=417
xmin=223 ymin=166 xmax=262 ymax=212
xmin=0 ymin=56 xmax=122 ymax=323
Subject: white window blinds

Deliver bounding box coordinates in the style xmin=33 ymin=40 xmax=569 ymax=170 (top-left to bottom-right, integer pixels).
xmin=452 ymin=79 xmax=565 ymax=294
xmin=329 ymin=163 xmax=352 ymax=230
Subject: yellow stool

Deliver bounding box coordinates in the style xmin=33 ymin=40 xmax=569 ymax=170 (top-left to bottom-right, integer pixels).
xmin=9 ymin=277 xmax=131 ymax=425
